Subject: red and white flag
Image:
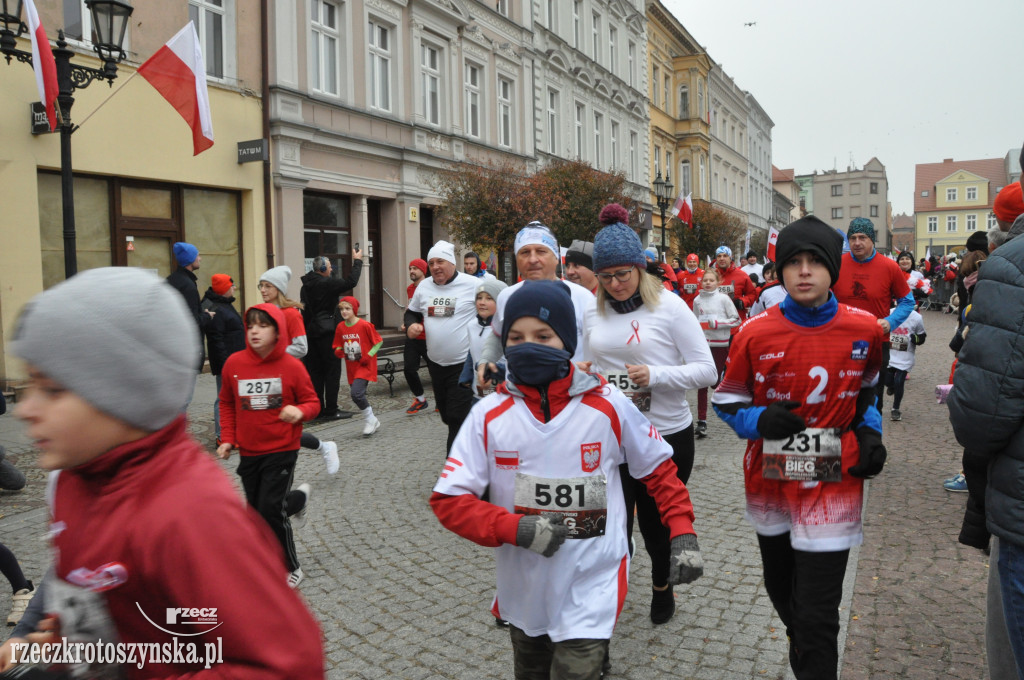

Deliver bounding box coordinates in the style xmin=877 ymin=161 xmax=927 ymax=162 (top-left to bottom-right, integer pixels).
xmin=766 ymin=226 xmax=780 ymax=262
xmin=672 ymin=192 xmax=693 ymax=227
xmin=139 ymin=22 xmax=214 ymax=155
xmin=24 ymin=0 xmax=58 ymax=131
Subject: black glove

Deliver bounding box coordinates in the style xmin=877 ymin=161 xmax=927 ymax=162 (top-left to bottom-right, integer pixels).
xmin=848 ymin=427 xmax=887 ymax=478
xmin=668 ymin=534 xmax=704 ymax=584
xmin=757 ymin=400 xmax=805 ymax=440
xmin=516 ymin=515 xmax=569 ymax=557
xmin=733 ymin=297 xmax=745 ymax=312
xmin=911 ymin=333 xmax=926 ymax=346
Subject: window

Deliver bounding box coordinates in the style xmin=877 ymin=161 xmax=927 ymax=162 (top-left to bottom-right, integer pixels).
xmin=652 ymin=66 xmax=659 ymax=107
xmin=665 ymin=152 xmax=672 ymax=181
xmin=496 ymin=0 xmax=508 ymax=17
xmin=921 ymin=190 xmax=929 ymax=197
xmin=573 ymin=1 xmax=581 ymax=48
xmin=64 ymin=0 xmax=92 ymax=42
xmin=629 ymin=132 xmax=638 ymax=182
xmin=870 ymin=182 xmax=878 ymax=194
xmin=593 ymin=112 xmax=603 ymax=166
xmin=421 ymin=44 xmax=440 ymax=125
xmin=947 ymin=215 xmax=957 ymax=232
xmin=664 ymin=75 xmax=671 ymax=115
xmin=831 ymin=184 xmax=843 ymax=197
xmin=546 ymin=0 xmax=556 ymax=30
xmin=831 ymin=207 xmax=843 ymax=219
xmin=466 ymin=63 xmax=482 ymax=138
xmin=989 ymin=213 xmax=998 ymax=229
xmin=967 ymin=186 xmax=978 ymax=201
xmin=679 ymin=160 xmax=691 ymax=195
xmin=546 ymin=89 xmax=558 ymax=153
xmin=309 ymin=0 xmax=339 ymax=95
xmin=697 ymin=80 xmax=704 ymax=120
xmin=608 ymin=27 xmax=617 ymax=74
xmin=654 ymin=146 xmax=661 ymax=175
xmin=678 ymin=86 xmax=689 ymax=118
xmin=498 ymin=76 xmax=513 ymax=148
xmin=592 ymin=13 xmax=600 ymax=63
xmin=928 ymin=216 xmax=938 ymax=233
xmin=870 ymin=205 xmax=878 ymax=217
xmin=610 ymin=121 xmax=619 ymax=168
xmin=947 ymin=187 xmax=957 ymax=201
xmin=190 ymin=0 xmax=228 ymax=78
xmin=699 ymin=155 xmax=706 ymax=197
xmin=627 ymin=42 xmax=635 ymax=87
xmin=575 ymin=103 xmax=584 ymax=158
xmin=967 ymin=214 xmax=977 ymax=231
xmin=368 ymin=21 xmax=391 ymax=112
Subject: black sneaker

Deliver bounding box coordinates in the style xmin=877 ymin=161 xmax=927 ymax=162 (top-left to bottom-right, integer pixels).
xmin=695 ymin=421 xmax=708 ymax=439
xmin=650 ymin=585 xmax=675 ymax=624
xmin=891 ymin=409 xmax=902 ymax=421
xmin=494 ymin=617 xmax=510 ymax=628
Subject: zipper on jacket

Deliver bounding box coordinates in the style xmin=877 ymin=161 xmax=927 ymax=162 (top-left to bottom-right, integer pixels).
xmin=539 ymin=386 xmax=551 ymax=423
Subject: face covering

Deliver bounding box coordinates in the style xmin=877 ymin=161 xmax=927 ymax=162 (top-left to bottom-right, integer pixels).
xmin=504 ymin=342 xmax=571 ymax=386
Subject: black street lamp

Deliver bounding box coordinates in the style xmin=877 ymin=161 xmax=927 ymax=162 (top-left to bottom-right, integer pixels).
xmin=1 ymin=0 xmax=133 ymax=280
xmin=652 ymin=170 xmax=673 ymax=263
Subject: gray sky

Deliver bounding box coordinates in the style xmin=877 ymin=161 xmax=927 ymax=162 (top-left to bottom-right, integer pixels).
xmin=662 ymin=0 xmax=1024 ymax=217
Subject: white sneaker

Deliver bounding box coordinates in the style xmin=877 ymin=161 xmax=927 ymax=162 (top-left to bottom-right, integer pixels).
xmin=321 ymin=441 xmax=339 ymax=475
xmin=287 ymin=567 xmax=304 ymax=588
xmin=291 ymin=483 xmax=311 ymax=530
xmin=7 ymin=586 xmax=34 ymax=626
xmin=362 ymin=416 xmax=381 ymax=436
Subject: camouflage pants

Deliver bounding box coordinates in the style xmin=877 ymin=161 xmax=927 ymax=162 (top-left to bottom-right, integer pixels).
xmin=509 ymin=625 xmax=609 ymax=680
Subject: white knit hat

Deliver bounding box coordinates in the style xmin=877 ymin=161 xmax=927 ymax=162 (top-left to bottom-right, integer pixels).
xmin=12 ymin=268 xmax=200 ymax=431
xmin=427 ymin=240 xmax=456 ymax=265
xmin=259 ymin=265 xmax=292 ymax=295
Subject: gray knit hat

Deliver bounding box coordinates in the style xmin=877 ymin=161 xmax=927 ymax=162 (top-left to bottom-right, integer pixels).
xmin=593 ymin=223 xmax=646 ymax=272
xmin=11 ymin=267 xmax=200 ymax=431
xmin=476 ymin=278 xmax=508 ymax=302
xmin=259 ymin=265 xmax=292 ymax=295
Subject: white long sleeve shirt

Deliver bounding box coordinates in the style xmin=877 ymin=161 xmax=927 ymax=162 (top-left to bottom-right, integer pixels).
xmin=692 ymin=289 xmax=741 ymax=347
xmin=583 ymin=289 xmax=718 ymax=435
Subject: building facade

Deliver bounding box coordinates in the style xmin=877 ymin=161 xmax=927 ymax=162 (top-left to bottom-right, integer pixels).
xmin=745 ymin=93 xmax=773 ymax=236
xmin=707 ymin=63 xmax=749 ymax=227
xmin=891 ymin=213 xmax=914 ymax=254
xmin=1 ymin=0 xmax=266 ymax=380
xmin=808 ymin=158 xmax=891 ymax=252
xmin=913 ymin=156 xmax=1007 ymax=257
xmin=645 ymin=0 xmax=710 ymax=252
xmin=771 ymin=166 xmax=801 ymax=224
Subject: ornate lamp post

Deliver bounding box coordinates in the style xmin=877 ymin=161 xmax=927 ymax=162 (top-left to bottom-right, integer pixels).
xmin=1 ymin=0 xmax=133 ymax=279
xmin=652 ymin=170 xmax=674 ymax=262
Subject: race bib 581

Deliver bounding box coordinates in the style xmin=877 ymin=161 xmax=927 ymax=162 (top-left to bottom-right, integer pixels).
xmin=514 ymin=473 xmax=608 ymax=539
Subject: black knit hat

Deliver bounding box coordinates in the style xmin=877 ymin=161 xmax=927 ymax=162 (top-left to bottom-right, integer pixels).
xmin=966 ymin=230 xmax=988 ymax=253
xmin=564 ymin=240 xmax=594 ymax=270
xmin=501 ymin=280 xmax=577 ymax=355
xmin=776 ymin=216 xmax=844 ymax=286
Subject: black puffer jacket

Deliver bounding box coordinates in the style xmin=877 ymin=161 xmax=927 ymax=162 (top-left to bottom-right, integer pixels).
xmin=949 ymin=214 xmax=1024 ymax=549
xmin=201 ymin=288 xmax=245 ymax=375
xmin=166 ymin=266 xmax=207 ymax=371
xmin=299 ymin=260 xmax=363 ymax=338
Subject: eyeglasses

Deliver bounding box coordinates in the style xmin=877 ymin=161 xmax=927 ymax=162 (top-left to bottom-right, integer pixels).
xmin=596 ymin=266 xmax=636 ymax=283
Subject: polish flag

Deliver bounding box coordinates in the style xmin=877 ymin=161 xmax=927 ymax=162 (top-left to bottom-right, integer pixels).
xmin=766 ymin=226 xmax=780 ymax=262
xmin=24 ymin=0 xmax=58 ymax=131
xmin=139 ymin=22 xmax=214 ymax=155
xmin=672 ymin=192 xmax=693 ymax=227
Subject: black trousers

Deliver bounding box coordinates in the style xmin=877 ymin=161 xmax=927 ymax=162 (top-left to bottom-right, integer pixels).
xmin=622 ymin=425 xmax=694 ymax=587
xmin=404 ymin=338 xmax=429 ymax=397
xmin=304 ymin=333 xmax=342 ymax=413
xmin=757 ymin=532 xmax=849 ymax=680
xmin=427 ymin=358 xmax=474 ymax=453
xmin=237 ymin=451 xmax=305 ymax=572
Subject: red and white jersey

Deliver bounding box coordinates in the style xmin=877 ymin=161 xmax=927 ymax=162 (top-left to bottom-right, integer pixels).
xmin=676 ymin=268 xmax=704 ymax=308
xmin=434 ymin=385 xmax=684 ymax=641
xmin=888 ymin=308 xmax=925 ymax=371
xmin=712 ymin=303 xmax=884 ymax=551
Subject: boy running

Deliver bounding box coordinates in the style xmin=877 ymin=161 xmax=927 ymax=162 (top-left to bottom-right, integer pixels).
xmin=333 ymin=296 xmax=383 ymax=436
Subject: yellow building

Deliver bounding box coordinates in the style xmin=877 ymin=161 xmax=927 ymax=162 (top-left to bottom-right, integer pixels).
xmin=0 ymin=2 xmax=266 ymax=381
xmin=646 ymin=0 xmax=711 ymax=254
xmin=913 ymin=157 xmax=1006 ymax=258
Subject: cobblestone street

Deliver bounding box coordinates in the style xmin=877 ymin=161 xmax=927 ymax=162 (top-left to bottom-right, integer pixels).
xmin=0 ymin=308 xmax=989 ymax=678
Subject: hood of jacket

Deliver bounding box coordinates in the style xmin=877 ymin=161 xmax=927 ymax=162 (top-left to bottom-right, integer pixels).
xmin=244 ymin=303 xmax=289 ymax=363
xmin=202 ymin=288 xmax=236 ymax=305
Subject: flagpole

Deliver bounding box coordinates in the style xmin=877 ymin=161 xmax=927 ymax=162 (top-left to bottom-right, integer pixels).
xmin=72 ymin=69 xmax=140 ymax=131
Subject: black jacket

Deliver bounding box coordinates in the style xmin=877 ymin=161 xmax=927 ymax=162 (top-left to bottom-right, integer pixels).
xmin=166 ymin=266 xmax=208 ymax=370
xmin=201 ymin=289 xmax=246 ymax=375
xmin=299 ymin=259 xmax=363 ymax=338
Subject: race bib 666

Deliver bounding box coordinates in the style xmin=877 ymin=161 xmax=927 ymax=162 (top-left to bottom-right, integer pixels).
xmin=428 ymin=296 xmax=456 ymax=317
xmin=238 ymin=378 xmax=283 ymax=411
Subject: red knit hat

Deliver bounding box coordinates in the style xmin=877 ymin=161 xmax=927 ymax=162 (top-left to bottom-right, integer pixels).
xmin=994 ymin=183 xmax=1024 ymax=223
xmin=338 ymin=296 xmax=360 ymax=315
xmin=211 ymin=273 xmax=233 ymax=295
xmin=409 ymin=258 xmax=428 ymax=274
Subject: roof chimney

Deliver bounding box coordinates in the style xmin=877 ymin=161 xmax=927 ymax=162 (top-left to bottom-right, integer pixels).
xmin=943 ymin=158 xmax=953 ymax=163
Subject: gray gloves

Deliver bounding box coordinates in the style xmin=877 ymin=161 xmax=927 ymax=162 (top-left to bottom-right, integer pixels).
xmin=516 ymin=515 xmax=569 ymax=557
xmin=668 ymin=534 xmax=704 ymax=585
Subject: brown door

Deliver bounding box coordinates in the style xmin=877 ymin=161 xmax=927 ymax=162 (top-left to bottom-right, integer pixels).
xmin=366 ymin=200 xmax=384 ymax=326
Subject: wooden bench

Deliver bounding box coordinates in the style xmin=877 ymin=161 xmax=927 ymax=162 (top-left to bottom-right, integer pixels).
xmin=375 ymin=331 xmax=425 ymax=397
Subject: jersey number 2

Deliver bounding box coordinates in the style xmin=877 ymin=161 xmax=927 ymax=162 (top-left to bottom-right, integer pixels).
xmin=806 ymin=366 xmax=828 ymax=404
